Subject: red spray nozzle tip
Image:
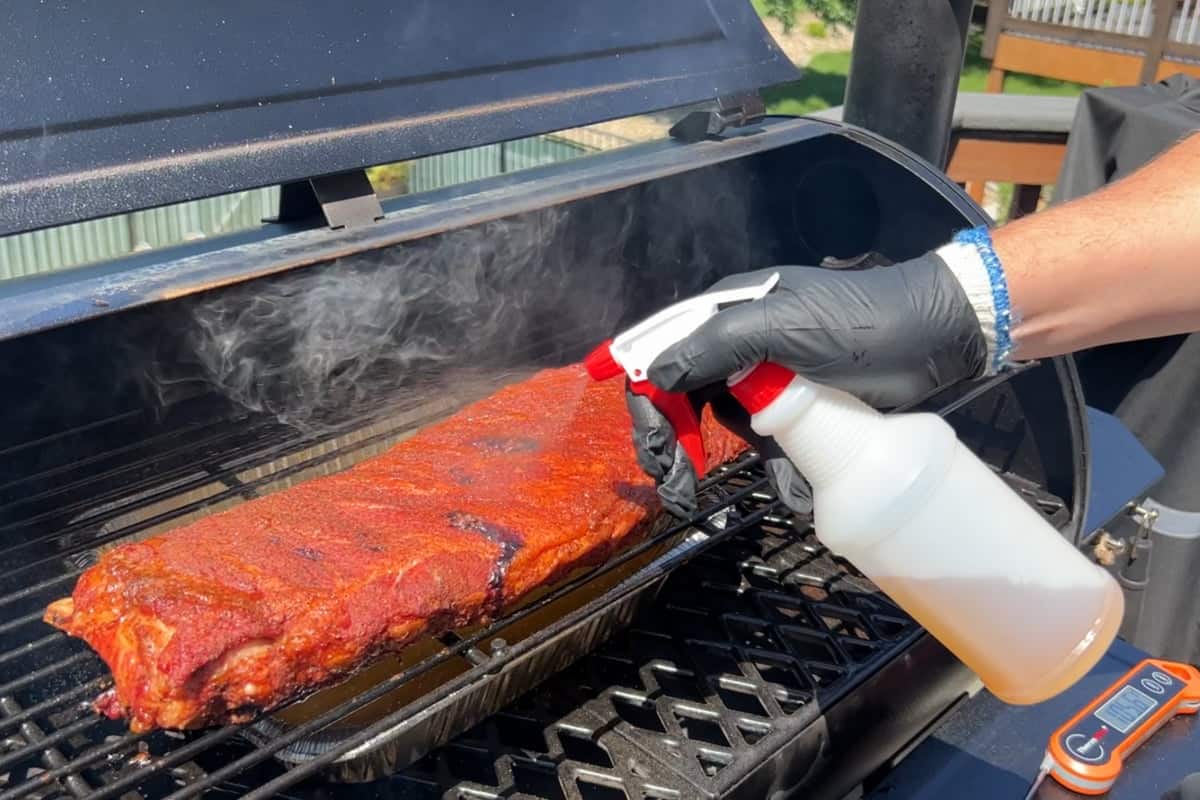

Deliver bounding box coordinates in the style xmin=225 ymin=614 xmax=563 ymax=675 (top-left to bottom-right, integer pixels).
xmin=584 ymin=341 xmax=623 ymax=381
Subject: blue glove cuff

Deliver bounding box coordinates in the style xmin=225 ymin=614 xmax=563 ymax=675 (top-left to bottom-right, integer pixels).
xmin=936 ymin=225 xmax=1014 ymax=375
xmin=954 ymin=226 xmax=1013 ymax=372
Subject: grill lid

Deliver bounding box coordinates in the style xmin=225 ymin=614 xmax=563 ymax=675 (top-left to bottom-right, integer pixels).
xmin=0 ymin=0 xmax=797 ymax=237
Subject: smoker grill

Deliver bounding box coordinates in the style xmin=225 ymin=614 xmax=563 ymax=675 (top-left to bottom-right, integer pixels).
xmin=0 ymin=2 xmax=1097 ymax=798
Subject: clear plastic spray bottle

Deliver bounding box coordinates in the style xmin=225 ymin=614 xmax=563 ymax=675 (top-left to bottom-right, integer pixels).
xmin=587 ymin=273 xmax=1123 ymax=704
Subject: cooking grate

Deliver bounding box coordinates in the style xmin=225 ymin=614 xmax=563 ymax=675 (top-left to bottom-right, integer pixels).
xmin=331 ymin=472 xmax=1063 ymax=800
xmin=0 ymin=377 xmax=780 ymax=800
xmin=201 ymin=472 xmax=1054 ymax=800
xmin=330 ymin=505 xmax=927 ymax=800
xmin=0 ymin=362 xmax=1068 ymax=800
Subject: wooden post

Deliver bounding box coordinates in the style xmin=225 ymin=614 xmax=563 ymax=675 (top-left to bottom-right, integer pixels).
xmin=1141 ymin=0 xmax=1176 ymax=84
xmin=982 ymin=0 xmax=1008 ymax=59
xmin=950 ymin=135 xmax=988 ymax=205
xmin=1008 ymin=184 xmax=1043 ymax=220
xmin=983 ymin=2 xmax=1008 ymax=92
xmin=986 ymin=66 xmax=1006 ymax=93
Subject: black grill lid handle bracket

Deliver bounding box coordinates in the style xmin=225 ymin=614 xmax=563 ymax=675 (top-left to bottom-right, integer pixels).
xmin=265 ymin=170 xmax=384 ymax=230
xmin=669 ymin=92 xmax=768 ymax=143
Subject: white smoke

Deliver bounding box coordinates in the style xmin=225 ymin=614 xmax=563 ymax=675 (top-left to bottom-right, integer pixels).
xmin=180 ymin=204 xmax=636 ymax=432
xmin=154 ymin=163 xmax=760 ymax=434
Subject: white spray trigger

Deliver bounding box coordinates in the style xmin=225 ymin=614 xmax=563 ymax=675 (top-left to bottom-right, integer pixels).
xmin=609 ymin=272 xmax=780 ymax=381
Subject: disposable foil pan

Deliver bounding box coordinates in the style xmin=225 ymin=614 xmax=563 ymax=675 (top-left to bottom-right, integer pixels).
xmin=243 ymin=511 xmax=733 ymax=783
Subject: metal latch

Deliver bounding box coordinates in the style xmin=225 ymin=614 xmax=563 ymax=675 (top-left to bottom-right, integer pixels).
xmin=1128 ymin=502 xmax=1160 ymax=541
xmin=267 ymin=169 xmax=385 ymax=230
xmin=669 ymin=92 xmax=767 ymax=143
xmin=1093 ymin=502 xmax=1158 ymax=567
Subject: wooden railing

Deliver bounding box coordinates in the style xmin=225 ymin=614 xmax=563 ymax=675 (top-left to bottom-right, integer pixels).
xmin=946 ymin=130 xmax=1066 ymax=218
xmin=983 ymin=0 xmax=1200 ymax=89
xmin=813 ymin=92 xmax=1076 ymax=220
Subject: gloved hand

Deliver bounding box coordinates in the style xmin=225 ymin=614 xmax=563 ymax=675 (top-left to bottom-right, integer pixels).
xmin=627 ymin=383 xmax=813 ymax=518
xmin=628 ymin=251 xmax=991 ymax=518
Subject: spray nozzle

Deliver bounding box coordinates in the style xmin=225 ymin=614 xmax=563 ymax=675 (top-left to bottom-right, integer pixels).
xmin=585 ymin=272 xmax=794 ymax=476
xmin=599 ymin=272 xmax=780 ymax=382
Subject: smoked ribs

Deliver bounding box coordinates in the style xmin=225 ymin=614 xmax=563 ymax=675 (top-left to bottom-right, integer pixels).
xmin=44 ymin=365 xmax=746 ymax=732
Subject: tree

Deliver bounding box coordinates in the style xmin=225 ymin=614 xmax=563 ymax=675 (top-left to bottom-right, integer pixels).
xmin=760 ymin=0 xmax=857 ymax=33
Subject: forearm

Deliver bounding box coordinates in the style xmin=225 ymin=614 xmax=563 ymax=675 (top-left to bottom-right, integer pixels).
xmin=992 ymin=130 xmax=1200 ymax=360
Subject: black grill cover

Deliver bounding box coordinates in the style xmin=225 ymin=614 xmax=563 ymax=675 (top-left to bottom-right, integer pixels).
xmin=1054 ymin=74 xmax=1200 ymax=511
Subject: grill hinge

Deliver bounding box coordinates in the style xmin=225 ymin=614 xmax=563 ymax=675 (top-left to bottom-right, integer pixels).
xmin=669 ymin=92 xmax=767 ymax=143
xmin=267 ymin=169 xmax=385 ymax=230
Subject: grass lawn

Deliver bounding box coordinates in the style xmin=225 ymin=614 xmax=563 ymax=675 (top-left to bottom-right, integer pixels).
xmin=762 ymin=34 xmax=1087 ymax=116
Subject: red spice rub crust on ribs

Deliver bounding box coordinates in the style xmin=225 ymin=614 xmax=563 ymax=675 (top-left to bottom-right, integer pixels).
xmin=44 ymin=365 xmax=746 ymax=732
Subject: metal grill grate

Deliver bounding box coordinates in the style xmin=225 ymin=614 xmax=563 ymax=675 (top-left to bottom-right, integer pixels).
xmin=365 ymin=507 xmax=925 ymax=800
xmin=0 ymin=391 xmax=416 ymax=800
xmin=0 ymin=365 xmax=1069 ymax=799
xmin=0 ymin=382 xmax=781 ymax=800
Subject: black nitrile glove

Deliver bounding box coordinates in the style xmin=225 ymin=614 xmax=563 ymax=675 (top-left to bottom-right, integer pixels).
xmin=629 ymin=253 xmax=989 ymax=518
xmin=627 ymin=383 xmax=812 ymax=518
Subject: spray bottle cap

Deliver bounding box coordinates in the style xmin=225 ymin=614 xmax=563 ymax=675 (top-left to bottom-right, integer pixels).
xmin=727 ymin=362 xmax=796 ymax=414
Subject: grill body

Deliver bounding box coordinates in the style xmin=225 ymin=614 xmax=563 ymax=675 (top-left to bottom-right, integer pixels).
xmin=0 ymin=118 xmax=1090 ymax=799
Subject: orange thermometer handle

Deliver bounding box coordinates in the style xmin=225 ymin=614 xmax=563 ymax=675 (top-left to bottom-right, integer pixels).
xmin=1046 ymin=658 xmax=1200 ymax=795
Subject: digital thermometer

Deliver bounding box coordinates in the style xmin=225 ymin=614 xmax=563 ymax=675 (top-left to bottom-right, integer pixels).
xmin=1025 ymin=658 xmax=1200 ymax=797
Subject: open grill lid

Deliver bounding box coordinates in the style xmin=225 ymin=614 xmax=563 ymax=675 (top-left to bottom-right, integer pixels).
xmin=0 ymin=0 xmax=797 ymax=237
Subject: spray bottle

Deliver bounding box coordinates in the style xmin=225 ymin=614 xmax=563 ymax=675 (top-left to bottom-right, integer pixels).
xmin=585 ymin=273 xmax=1124 ymax=705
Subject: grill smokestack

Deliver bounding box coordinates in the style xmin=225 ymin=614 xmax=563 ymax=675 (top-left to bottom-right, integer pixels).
xmin=842 ymin=0 xmax=974 ymax=169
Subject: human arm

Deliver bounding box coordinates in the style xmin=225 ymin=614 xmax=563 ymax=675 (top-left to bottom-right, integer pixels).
xmin=997 ymin=129 xmax=1200 ymax=358
xmin=629 ymin=129 xmax=1200 ymax=516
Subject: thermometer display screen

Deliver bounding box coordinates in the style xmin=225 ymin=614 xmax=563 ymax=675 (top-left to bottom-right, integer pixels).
xmin=1095 ymin=685 xmax=1158 ymax=733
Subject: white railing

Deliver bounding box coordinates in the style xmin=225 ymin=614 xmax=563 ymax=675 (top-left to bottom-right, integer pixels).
xmin=1009 ymin=0 xmax=1153 ymax=37
xmin=1174 ymin=0 xmax=1200 ymax=42
xmin=1007 ymin=0 xmax=1200 ymax=43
